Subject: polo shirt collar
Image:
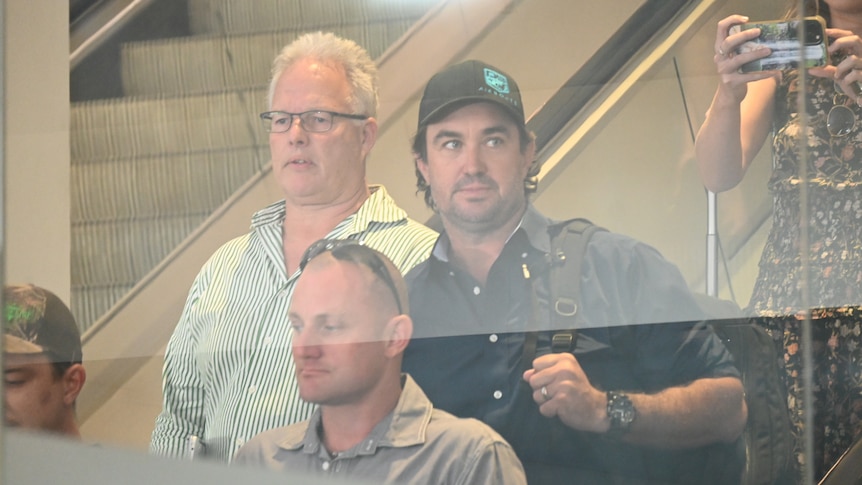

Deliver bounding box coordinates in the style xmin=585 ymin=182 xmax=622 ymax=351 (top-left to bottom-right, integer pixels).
xmin=276 ymin=374 xmax=432 ymax=457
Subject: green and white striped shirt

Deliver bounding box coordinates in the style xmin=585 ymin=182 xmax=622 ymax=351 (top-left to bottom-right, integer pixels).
xmin=150 ymin=185 xmax=437 ymax=462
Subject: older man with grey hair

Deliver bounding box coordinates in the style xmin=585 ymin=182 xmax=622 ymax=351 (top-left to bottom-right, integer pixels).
xmin=150 ymin=32 xmax=436 ymax=462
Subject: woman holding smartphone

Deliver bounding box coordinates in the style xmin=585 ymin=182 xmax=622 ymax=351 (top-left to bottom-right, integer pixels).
xmin=695 ymin=0 xmax=862 ymax=480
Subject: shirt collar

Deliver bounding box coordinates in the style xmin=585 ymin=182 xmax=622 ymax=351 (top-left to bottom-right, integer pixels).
xmin=519 ymin=203 xmax=556 ymax=253
xmin=276 ymin=374 xmax=433 ymax=456
xmin=274 ymin=409 xmax=322 ymax=454
xmin=382 ymin=374 xmax=433 ymax=448
xmin=430 ymin=203 xmax=555 ymax=263
xmin=350 ymin=185 xmax=408 ymax=230
xmin=250 ymin=199 xmax=287 ymax=229
xmin=249 ymin=184 xmax=408 ymax=234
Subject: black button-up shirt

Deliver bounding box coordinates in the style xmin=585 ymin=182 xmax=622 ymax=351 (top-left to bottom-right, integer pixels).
xmin=403 ymin=205 xmax=742 ymax=484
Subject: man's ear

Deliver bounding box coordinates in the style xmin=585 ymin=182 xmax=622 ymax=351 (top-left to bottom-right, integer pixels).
xmin=414 ymin=152 xmax=430 ymax=182
xmin=383 ymin=315 xmax=413 ymax=358
xmin=360 ymin=117 xmax=379 ymax=157
xmin=62 ymin=364 xmax=86 ymax=407
xmin=522 ymin=137 xmax=537 ymax=178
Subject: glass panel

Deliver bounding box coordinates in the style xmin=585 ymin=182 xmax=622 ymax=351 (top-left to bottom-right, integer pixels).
xmin=14 ymin=0 xmax=862 ymax=484
xmin=676 ymin=2 xmax=860 ymax=483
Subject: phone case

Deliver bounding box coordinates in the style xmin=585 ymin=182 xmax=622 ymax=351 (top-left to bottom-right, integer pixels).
xmin=730 ymin=16 xmax=828 ymax=73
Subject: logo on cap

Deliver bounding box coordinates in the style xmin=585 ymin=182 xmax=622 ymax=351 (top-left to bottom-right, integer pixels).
xmin=3 ymin=284 xmax=83 ymax=363
xmin=484 ymin=68 xmax=510 ymax=95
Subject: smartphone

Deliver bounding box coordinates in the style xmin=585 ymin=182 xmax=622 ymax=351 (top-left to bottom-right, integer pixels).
xmin=730 ymin=16 xmax=828 ymax=73
xmin=186 ymin=435 xmax=206 ymax=460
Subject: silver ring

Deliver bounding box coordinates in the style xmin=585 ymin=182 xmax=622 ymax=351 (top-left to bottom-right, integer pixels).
xmin=854 ymin=81 xmax=862 ymax=97
xmin=718 ymin=47 xmax=725 ymax=56
xmin=541 ymin=386 xmax=549 ymax=401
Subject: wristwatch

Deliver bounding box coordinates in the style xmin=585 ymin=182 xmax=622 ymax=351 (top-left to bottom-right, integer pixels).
xmin=605 ymin=391 xmax=635 ymax=440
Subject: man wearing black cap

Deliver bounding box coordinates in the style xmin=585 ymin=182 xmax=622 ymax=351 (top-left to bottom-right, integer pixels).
xmin=402 ymin=60 xmax=748 ymax=484
xmin=3 ymin=284 xmax=86 ymax=438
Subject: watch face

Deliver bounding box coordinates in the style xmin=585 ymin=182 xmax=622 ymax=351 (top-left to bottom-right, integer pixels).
xmin=610 ymin=403 xmax=633 ymax=422
xmin=608 ymin=392 xmax=635 ymax=430
xmin=617 ymin=405 xmax=635 ymax=424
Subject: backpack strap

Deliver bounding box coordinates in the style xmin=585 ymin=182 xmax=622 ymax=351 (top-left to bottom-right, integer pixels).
xmin=521 ymin=218 xmax=606 ymax=372
xmin=547 ymin=218 xmax=606 ymax=349
xmin=519 ymin=218 xmax=607 ymax=453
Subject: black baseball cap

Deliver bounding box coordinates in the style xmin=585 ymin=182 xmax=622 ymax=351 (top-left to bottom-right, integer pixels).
xmin=3 ymin=284 xmax=83 ymax=364
xmin=417 ymin=59 xmax=525 ymax=130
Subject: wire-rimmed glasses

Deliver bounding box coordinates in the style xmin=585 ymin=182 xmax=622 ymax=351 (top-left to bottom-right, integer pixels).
xmin=259 ymin=110 xmax=368 ymax=133
xmin=299 ymin=239 xmax=405 ymax=315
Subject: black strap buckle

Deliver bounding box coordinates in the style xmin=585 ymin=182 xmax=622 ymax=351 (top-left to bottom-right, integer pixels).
xmin=551 ymin=332 xmax=575 ymax=353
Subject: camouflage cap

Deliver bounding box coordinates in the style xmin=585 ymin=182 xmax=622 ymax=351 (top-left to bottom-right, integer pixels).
xmin=3 ymin=284 xmax=82 ymax=363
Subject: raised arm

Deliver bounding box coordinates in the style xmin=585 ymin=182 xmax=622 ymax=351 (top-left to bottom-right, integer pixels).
xmin=695 ymin=14 xmax=779 ymax=193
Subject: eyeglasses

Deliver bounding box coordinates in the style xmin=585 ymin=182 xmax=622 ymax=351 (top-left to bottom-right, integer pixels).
xmin=299 ymin=239 xmax=405 ymax=315
xmin=827 ymin=82 xmax=857 ymax=138
xmin=259 ymin=110 xmax=368 ymax=133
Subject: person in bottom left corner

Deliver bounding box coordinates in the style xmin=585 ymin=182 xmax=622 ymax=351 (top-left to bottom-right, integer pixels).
xmin=3 ymin=284 xmax=86 ymax=439
xmin=234 ymin=240 xmax=525 ymax=485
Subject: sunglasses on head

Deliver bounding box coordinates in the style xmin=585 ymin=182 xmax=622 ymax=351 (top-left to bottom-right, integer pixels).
xmin=299 ymin=239 xmax=405 ymax=315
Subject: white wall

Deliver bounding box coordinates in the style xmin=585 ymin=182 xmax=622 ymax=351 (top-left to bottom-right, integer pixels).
xmin=3 ymin=1 xmax=71 ymax=300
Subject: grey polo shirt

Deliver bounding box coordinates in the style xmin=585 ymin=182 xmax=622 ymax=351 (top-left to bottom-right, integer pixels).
xmin=234 ymin=374 xmax=526 ymax=485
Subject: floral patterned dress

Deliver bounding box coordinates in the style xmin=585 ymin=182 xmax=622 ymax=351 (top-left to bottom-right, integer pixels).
xmin=749 ymin=69 xmax=862 ymax=479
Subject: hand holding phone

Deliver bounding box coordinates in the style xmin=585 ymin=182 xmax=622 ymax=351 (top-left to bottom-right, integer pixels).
xmin=730 ymin=16 xmax=828 ymax=73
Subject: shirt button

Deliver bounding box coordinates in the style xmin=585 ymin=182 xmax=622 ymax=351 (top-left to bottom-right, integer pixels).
xmin=263 ymin=336 xmax=273 ymax=345
xmin=489 ymin=334 xmax=498 ymax=343
xmin=521 ymin=252 xmax=528 ymax=258
xmin=449 ymin=271 xmax=454 ymax=277
xmin=473 ymin=286 xmax=481 ymax=295
xmin=235 ymin=438 xmax=245 ymax=448
xmin=493 ymin=390 xmax=503 ymax=399
xmin=322 ymin=461 xmax=331 ymax=471
xmin=248 ymin=385 xmax=257 ymax=394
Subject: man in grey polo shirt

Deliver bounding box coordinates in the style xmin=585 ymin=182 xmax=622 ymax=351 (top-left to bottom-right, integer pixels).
xmin=234 ymin=240 xmax=525 ymax=484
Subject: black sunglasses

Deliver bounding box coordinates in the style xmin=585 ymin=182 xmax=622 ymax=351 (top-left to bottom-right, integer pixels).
xmin=299 ymin=239 xmax=405 ymax=315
